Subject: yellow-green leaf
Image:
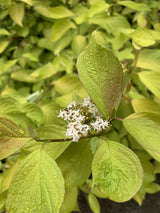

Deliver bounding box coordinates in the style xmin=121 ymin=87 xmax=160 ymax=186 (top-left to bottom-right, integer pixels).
xmin=92 ymin=139 xmax=143 ymax=202
xmin=9 ymin=3 xmax=24 ymax=26
xmin=137 ymin=49 xmax=160 ymax=71
xmin=123 ymin=112 xmax=160 ymax=162
xmin=0 ymin=117 xmax=30 ymax=160
xmin=6 ymin=149 xmax=65 ymax=213
xmin=50 ymin=19 xmax=75 ymax=42
xmin=77 ymin=39 xmax=124 ymax=119
xmin=132 ymin=98 xmax=160 ymax=114
xmin=139 ymin=71 xmax=160 ymax=98
xmin=118 ymin=1 xmax=150 ymax=11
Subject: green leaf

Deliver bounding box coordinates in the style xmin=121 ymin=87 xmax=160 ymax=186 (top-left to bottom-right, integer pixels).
xmin=88 ymin=193 xmax=100 ymax=213
xmin=21 ymin=102 xmax=44 ymax=124
xmin=0 ymin=28 xmax=10 ymax=36
xmin=50 ymin=19 xmax=75 ymax=42
xmin=53 ymin=75 xmax=82 ymax=95
xmin=123 ymin=112 xmax=160 ymax=162
xmin=118 ymin=1 xmax=150 ymax=11
xmin=0 ymin=97 xmax=20 ymax=113
xmin=89 ymin=14 xmax=130 ymax=36
xmin=41 ymin=102 xmax=66 ymax=126
xmin=77 ymin=39 xmax=124 ymax=119
xmin=19 ymin=0 xmax=32 ymax=5
xmin=60 ymin=187 xmax=78 ymax=213
xmin=24 ymin=125 xmax=71 ymax=160
xmin=34 ymin=3 xmax=74 ymax=19
xmin=9 ymin=3 xmax=24 ymax=26
xmin=57 ymin=140 xmax=93 ymax=188
xmin=71 ymin=35 xmax=87 ymax=57
xmin=31 ymin=62 xmax=57 ymax=79
xmin=88 ymin=2 xmax=110 ymax=18
xmin=22 ymin=52 xmax=38 ymax=62
xmin=129 ymin=28 xmax=156 ymax=47
xmin=0 ymin=117 xmax=30 ymax=160
xmin=6 ymin=149 xmax=65 ymax=213
xmin=0 ymin=40 xmax=10 ymax=54
xmin=137 ymin=49 xmax=160 ymax=71
xmin=92 ymin=140 xmax=143 ymax=202
xmin=11 ymin=70 xmax=38 ymax=83
xmin=1 ymin=59 xmax=17 ymax=73
xmin=139 ymin=71 xmax=160 ymax=98
xmin=132 ymin=98 xmax=160 ymax=114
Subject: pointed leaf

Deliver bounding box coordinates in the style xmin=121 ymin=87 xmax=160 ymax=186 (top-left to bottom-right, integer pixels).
xmin=118 ymin=1 xmax=150 ymax=11
xmin=77 ymin=39 xmax=124 ymax=119
xmin=88 ymin=193 xmax=100 ymax=213
xmin=139 ymin=71 xmax=160 ymax=98
xmin=50 ymin=19 xmax=75 ymax=42
xmin=0 ymin=41 xmax=10 ymax=53
xmin=9 ymin=3 xmax=24 ymax=26
xmin=24 ymin=125 xmax=71 ymax=160
xmin=21 ymin=102 xmax=44 ymax=124
xmin=6 ymin=149 xmax=65 ymax=212
xmin=0 ymin=117 xmax=30 ymax=160
xmin=132 ymin=98 xmax=160 ymax=114
xmin=137 ymin=49 xmax=160 ymax=72
xmin=123 ymin=112 xmax=160 ymax=162
xmin=57 ymin=140 xmax=93 ymax=188
xmin=92 ymin=140 xmax=143 ymax=202
xmin=34 ymin=3 xmax=73 ymax=19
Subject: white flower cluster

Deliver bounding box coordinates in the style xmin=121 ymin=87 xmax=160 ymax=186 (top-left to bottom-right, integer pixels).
xmin=58 ymin=97 xmax=109 ymax=142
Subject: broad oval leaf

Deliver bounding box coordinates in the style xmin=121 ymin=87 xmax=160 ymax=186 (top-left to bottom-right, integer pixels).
xmin=92 ymin=140 xmax=143 ymax=202
xmin=34 ymin=3 xmax=73 ymax=19
xmin=50 ymin=19 xmax=75 ymax=42
xmin=137 ymin=49 xmax=160 ymax=72
xmin=21 ymin=102 xmax=44 ymax=124
xmin=77 ymin=39 xmax=124 ymax=119
xmin=57 ymin=140 xmax=93 ymax=188
xmin=139 ymin=71 xmax=160 ymax=98
xmin=9 ymin=3 xmax=24 ymax=26
xmin=132 ymin=98 xmax=160 ymax=114
xmin=24 ymin=125 xmax=71 ymax=160
xmin=6 ymin=149 xmax=65 ymax=213
xmin=123 ymin=112 xmax=160 ymax=162
xmin=0 ymin=117 xmax=30 ymax=160
xmin=118 ymin=1 xmax=150 ymax=11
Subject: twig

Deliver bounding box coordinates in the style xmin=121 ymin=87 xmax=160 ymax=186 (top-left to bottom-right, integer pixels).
xmin=35 ymin=129 xmax=108 ymax=143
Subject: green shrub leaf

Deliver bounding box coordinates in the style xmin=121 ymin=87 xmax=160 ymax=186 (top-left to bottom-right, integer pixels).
xmin=123 ymin=112 xmax=160 ymax=162
xmin=6 ymin=149 xmax=65 ymax=213
xmin=132 ymin=98 xmax=160 ymax=114
xmin=118 ymin=1 xmax=150 ymax=11
xmin=9 ymin=3 xmax=24 ymax=26
xmin=139 ymin=71 xmax=160 ymax=98
xmin=92 ymin=140 xmax=143 ymax=202
xmin=50 ymin=19 xmax=75 ymax=42
xmin=0 ymin=117 xmax=30 ymax=160
xmin=57 ymin=140 xmax=93 ymax=188
xmin=77 ymin=39 xmax=124 ymax=119
xmin=137 ymin=49 xmax=160 ymax=71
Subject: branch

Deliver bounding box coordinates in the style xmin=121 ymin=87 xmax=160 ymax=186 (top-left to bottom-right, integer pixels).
xmin=35 ymin=129 xmax=108 ymax=143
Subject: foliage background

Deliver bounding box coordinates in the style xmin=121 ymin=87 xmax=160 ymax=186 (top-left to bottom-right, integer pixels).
xmin=0 ymin=0 xmax=160 ymax=212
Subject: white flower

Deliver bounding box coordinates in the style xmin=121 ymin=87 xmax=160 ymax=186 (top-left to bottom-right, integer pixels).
xmin=67 ymin=100 xmax=77 ymax=108
xmin=101 ymin=120 xmax=109 ymax=129
xmin=74 ymin=114 xmax=85 ymax=122
xmin=72 ymin=130 xmax=80 ymax=142
xmin=58 ymin=110 xmax=65 ymax=118
xmin=90 ymin=120 xmax=102 ymax=131
xmin=63 ymin=113 xmax=72 ymax=121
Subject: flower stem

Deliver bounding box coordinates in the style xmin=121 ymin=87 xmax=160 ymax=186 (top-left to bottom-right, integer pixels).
xmin=35 ymin=130 xmax=108 ymax=143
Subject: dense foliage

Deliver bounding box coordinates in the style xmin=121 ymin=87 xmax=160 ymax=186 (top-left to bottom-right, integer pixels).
xmin=0 ymin=0 xmax=160 ymax=212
